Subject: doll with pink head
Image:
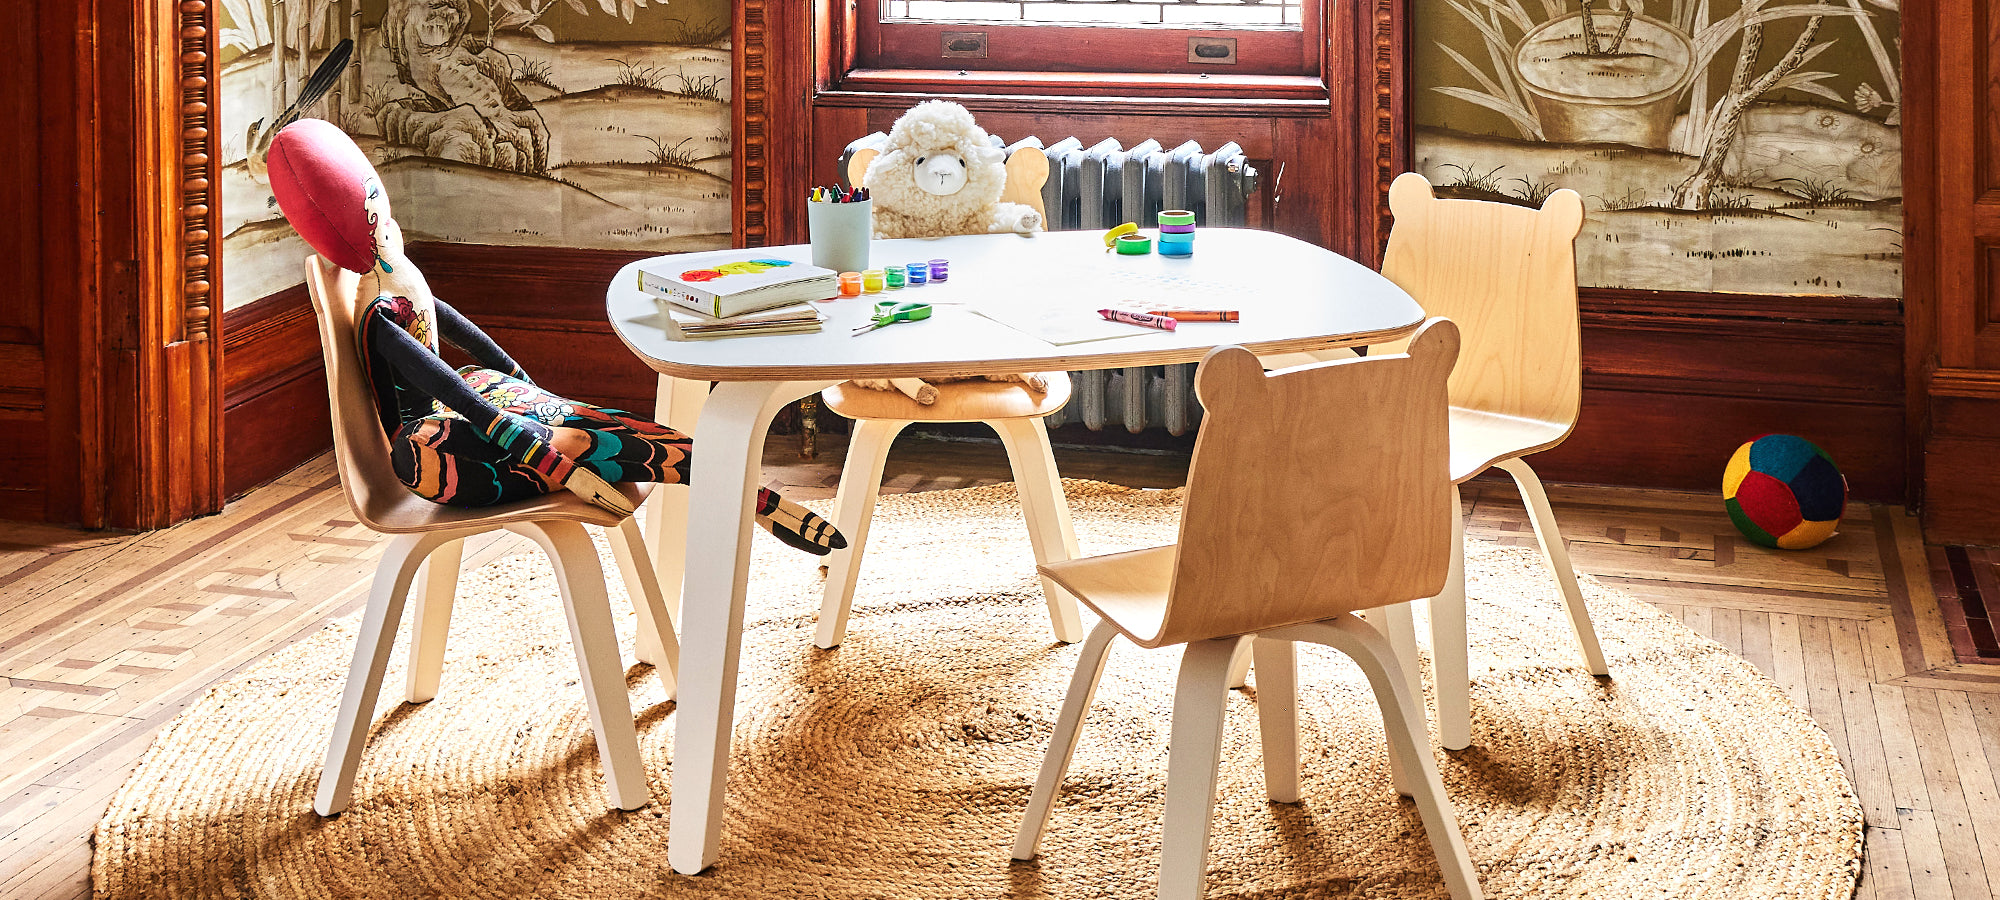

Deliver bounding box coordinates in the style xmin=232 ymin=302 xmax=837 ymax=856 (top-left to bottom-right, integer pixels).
xmin=266 ymin=119 xmax=845 ymax=556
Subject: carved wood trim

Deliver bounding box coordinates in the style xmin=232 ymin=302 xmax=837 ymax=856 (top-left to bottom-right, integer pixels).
xmin=734 ymin=1 xmax=771 ymax=248
xmin=180 ymin=0 xmax=220 ymax=346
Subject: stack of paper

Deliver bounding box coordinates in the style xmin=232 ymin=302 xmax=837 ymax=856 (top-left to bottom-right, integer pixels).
xmin=663 ymin=301 xmax=824 ymax=341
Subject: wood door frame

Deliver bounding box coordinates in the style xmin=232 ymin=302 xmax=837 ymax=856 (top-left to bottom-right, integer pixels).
xmin=46 ymin=0 xmax=226 ymax=529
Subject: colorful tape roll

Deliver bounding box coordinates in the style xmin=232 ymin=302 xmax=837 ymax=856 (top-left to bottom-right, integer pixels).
xmin=905 ymin=262 xmax=928 ymax=285
xmin=1157 ymin=230 xmax=1195 ymax=244
xmin=861 ymin=269 xmax=886 ymax=293
xmin=1103 ymin=222 xmax=1140 ymax=248
xmin=1159 ymin=224 xmax=1196 ymax=234
xmin=1158 ymin=210 xmax=1196 ymax=226
xmin=1115 ymin=233 xmax=1153 ymax=255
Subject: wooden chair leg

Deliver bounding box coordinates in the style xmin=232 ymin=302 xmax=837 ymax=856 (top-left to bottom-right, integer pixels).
xmin=1432 ymin=483 xmax=1472 ymax=751
xmin=1250 ymin=637 xmax=1299 ymax=803
xmin=1157 ymin=636 xmax=1249 ymax=900
xmin=1495 ymin=457 xmax=1609 ymax=677
xmin=610 ymin=516 xmax=679 ymax=699
xmin=645 ymin=374 xmax=709 ymax=625
xmin=1225 ymin=640 xmax=1252 ymax=689
xmin=317 ymin=531 xmax=457 ymax=816
xmin=405 ymin=537 xmax=464 ymax=704
xmin=513 ymin=520 xmax=650 ymax=811
xmin=1361 ymin=603 xmax=1422 ymax=795
xmin=1271 ymin=617 xmax=1484 ymax=900
xmin=815 ymin=418 xmax=908 ymax=649
xmin=1012 ymin=619 xmax=1121 ymax=860
xmin=993 ymin=418 xmax=1085 ymax=643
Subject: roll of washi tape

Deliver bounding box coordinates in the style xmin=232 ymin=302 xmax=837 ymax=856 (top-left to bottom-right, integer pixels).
xmin=1159 ymin=224 xmax=1197 ymax=234
xmin=1115 ymin=233 xmax=1153 ymax=255
xmin=838 ymin=272 xmax=862 ymax=297
xmin=885 ymin=266 xmax=906 ymax=289
xmin=1157 ymin=230 xmax=1196 ymax=244
xmin=1160 ymin=241 xmax=1194 ymax=257
xmin=1158 ymin=210 xmax=1196 ymax=226
xmin=1103 ymin=222 xmax=1140 ymax=248
xmin=929 ymin=258 xmax=949 ymax=281
xmin=862 ymin=269 xmax=886 ymax=293
xmin=905 ymin=262 xmax=928 ymax=285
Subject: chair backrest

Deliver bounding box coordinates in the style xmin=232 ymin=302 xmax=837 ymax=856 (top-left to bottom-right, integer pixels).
xmin=303 ymin=253 xmax=421 ymax=532
xmin=1378 ymin=172 xmax=1586 ymax=431
xmin=846 ymin=143 xmax=1051 ymax=223
xmin=1146 ymin=318 xmax=1461 ymax=648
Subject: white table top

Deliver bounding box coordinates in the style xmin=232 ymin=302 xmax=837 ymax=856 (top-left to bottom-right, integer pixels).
xmin=606 ymin=228 xmax=1424 ymax=381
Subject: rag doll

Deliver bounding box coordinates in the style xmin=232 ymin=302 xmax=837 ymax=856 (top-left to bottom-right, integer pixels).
xmin=848 ymin=100 xmax=1052 ymax=406
xmin=267 ymin=118 xmax=844 ymax=556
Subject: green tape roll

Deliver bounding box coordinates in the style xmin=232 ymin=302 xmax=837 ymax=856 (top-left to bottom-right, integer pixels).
xmin=1157 ymin=210 xmax=1196 ymax=226
xmin=1115 ymin=234 xmax=1153 ymax=255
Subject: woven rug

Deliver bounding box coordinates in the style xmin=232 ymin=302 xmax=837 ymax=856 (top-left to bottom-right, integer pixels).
xmin=94 ymin=481 xmax=1861 ymax=900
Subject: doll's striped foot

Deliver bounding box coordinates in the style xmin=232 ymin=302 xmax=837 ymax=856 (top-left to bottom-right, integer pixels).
xmin=755 ymin=487 xmax=847 ymax=556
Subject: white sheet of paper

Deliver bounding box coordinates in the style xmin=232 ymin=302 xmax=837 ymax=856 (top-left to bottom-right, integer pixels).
xmin=969 ymin=302 xmax=1146 ymax=345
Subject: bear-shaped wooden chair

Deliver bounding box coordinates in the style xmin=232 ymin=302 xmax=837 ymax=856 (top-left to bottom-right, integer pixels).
xmin=1375 ymin=172 xmax=1608 ymax=753
xmin=1010 ymin=319 xmax=1483 ymax=900
xmin=304 ymin=254 xmax=680 ymax=816
xmin=810 ymin=142 xmax=1082 ymax=649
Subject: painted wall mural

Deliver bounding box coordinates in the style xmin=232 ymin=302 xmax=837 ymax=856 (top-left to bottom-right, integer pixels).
xmin=216 ymin=0 xmax=734 ymax=311
xmin=1415 ymin=0 xmax=1900 ymax=296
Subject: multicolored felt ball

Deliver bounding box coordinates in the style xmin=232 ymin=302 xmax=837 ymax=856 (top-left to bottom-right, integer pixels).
xmin=1722 ymin=434 xmax=1847 ymax=550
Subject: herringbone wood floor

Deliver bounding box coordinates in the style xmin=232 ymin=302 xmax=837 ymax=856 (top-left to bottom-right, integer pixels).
xmin=2 ymin=432 xmax=1996 ymax=899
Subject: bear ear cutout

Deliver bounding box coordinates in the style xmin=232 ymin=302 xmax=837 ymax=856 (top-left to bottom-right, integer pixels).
xmin=1388 ymin=172 xmax=1436 ymax=221
xmin=1194 ymin=345 xmax=1269 ymax=409
xmin=1539 ymin=187 xmax=1586 ymax=239
xmin=1403 ymin=317 xmax=1462 ymax=375
xmin=848 ymin=148 xmax=880 ymax=188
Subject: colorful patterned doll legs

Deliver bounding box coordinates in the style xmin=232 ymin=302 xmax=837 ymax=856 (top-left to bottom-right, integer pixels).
xmin=389 ymin=369 xmax=844 ymax=555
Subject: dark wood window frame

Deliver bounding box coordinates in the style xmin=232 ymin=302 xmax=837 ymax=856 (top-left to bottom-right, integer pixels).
xmin=852 ymin=2 xmax=1322 ymax=79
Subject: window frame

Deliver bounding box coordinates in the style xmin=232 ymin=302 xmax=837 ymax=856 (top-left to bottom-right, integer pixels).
xmin=846 ymin=0 xmax=1324 ymax=83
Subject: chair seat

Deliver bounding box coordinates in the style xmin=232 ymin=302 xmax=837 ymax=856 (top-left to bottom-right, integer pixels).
xmin=356 ymin=480 xmax=653 ymax=535
xmin=1039 ymin=544 xmax=1177 ymax=648
xmin=822 ymin=373 xmax=1072 ymax=422
xmin=1449 ymin=407 xmax=1571 ymax=484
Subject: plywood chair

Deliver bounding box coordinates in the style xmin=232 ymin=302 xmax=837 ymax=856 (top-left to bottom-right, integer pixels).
xmin=1377 ymin=172 xmax=1608 ymax=752
xmin=303 ymin=255 xmax=680 ymax=815
xmin=814 ymin=142 xmax=1079 ymax=648
xmin=1011 ymin=320 xmax=1483 ymax=900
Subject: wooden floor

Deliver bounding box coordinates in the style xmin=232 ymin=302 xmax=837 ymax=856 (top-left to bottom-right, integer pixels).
xmin=2 ymin=431 xmax=1997 ymax=899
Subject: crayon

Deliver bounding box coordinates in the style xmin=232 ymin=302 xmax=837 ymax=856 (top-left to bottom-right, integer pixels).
xmin=1146 ymin=310 xmax=1238 ymax=322
xmin=1100 ymin=309 xmax=1177 ymax=331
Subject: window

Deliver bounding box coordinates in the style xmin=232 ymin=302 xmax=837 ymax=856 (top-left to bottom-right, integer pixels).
xmin=852 ymin=0 xmax=1321 ymax=78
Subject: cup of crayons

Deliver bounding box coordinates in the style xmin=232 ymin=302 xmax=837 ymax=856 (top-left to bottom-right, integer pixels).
xmin=807 ymin=185 xmax=871 ymax=273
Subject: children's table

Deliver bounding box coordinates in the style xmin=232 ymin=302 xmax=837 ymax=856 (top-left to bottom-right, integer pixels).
xmin=604 ymin=227 xmax=1426 ymax=875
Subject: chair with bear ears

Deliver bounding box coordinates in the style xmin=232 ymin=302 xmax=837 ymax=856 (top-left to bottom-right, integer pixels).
xmin=810 ymin=137 xmax=1080 ymax=650
xmin=1011 ymin=319 xmax=1483 ymax=900
xmin=1371 ymin=172 xmax=1608 ymax=753
xmin=303 ymin=254 xmax=680 ymax=816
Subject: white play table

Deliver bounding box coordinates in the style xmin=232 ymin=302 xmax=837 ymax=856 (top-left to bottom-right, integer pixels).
xmin=604 ymin=227 xmax=1425 ymax=875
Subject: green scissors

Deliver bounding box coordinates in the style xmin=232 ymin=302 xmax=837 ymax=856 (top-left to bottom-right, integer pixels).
xmin=852 ymin=300 xmax=934 ymax=335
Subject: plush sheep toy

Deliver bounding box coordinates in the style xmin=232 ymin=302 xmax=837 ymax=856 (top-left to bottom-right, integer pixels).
xmin=850 ymin=101 xmax=1051 ymax=404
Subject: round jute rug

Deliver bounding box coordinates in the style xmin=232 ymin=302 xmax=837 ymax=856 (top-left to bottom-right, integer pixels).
xmin=94 ymin=481 xmax=1861 ymax=900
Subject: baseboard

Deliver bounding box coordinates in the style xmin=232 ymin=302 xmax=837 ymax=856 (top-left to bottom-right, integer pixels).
xmin=222 ymin=287 xmax=331 ymax=498
xmin=1923 ymin=372 xmax=2000 ymax=544
xmin=398 ymin=242 xmax=1909 ymax=501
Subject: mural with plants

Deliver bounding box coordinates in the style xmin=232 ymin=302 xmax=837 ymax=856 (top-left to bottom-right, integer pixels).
xmin=1416 ymin=0 xmax=1900 ymax=296
xmin=215 ymin=0 xmax=734 ymax=310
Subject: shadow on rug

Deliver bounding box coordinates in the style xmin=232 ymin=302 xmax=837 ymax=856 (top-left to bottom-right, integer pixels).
xmin=94 ymin=481 xmax=1861 ymax=899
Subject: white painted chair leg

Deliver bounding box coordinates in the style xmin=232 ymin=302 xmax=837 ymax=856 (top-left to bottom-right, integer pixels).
xmin=1362 ymin=602 xmax=1422 ymax=795
xmin=815 ymin=418 xmax=908 ymax=649
xmin=513 ymin=520 xmax=650 ymax=811
xmin=1157 ymin=636 xmax=1249 ymax=900
xmin=1433 ymin=483 xmax=1472 ymax=751
xmin=1495 ymin=457 xmax=1609 ymax=677
xmin=1012 ymin=619 xmax=1121 ymax=859
xmin=646 ymin=374 xmax=709 ymax=625
xmin=1251 ymin=637 xmax=1299 ymax=804
xmin=317 ymin=531 xmax=457 ymax=816
xmin=404 ymin=538 xmax=463 ymax=704
xmin=610 ymin=516 xmax=679 ymax=699
xmin=993 ymin=418 xmax=1085 ymax=643
xmin=1271 ymin=617 xmax=1484 ymax=900
xmin=1225 ymin=640 xmax=1253 ymax=689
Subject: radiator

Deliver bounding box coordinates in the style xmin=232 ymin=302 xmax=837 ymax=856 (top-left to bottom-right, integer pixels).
xmin=839 ymin=134 xmax=1262 ymax=436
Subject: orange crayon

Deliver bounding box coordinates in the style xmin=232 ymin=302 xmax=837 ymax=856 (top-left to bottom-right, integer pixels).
xmin=1146 ymin=310 xmax=1238 ymax=322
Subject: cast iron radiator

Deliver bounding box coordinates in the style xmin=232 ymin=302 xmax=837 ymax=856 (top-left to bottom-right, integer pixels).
xmin=839 ymin=133 xmax=1263 ymax=435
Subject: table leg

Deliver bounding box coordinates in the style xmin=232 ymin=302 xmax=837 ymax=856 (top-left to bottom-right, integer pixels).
xmin=647 ymin=374 xmax=709 ymax=623
xmin=669 ymin=378 xmax=834 ymax=876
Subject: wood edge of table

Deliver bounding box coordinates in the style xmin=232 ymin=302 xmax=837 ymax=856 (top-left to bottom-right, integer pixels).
xmin=611 ymin=321 xmax=1427 ymax=382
